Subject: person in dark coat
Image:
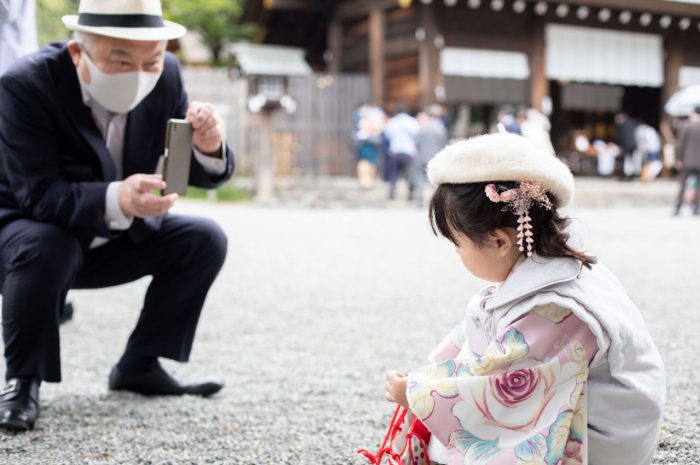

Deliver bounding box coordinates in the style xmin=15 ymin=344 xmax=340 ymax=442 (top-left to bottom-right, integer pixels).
xmin=615 ymin=113 xmax=637 ymax=181
xmin=410 ymin=106 xmax=448 ymax=205
xmin=0 ymin=0 xmax=234 ymax=431
xmin=674 ymin=107 xmax=700 ymax=215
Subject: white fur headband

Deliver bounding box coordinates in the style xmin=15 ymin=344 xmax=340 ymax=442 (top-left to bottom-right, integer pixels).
xmin=426 ymin=132 xmax=575 ymax=207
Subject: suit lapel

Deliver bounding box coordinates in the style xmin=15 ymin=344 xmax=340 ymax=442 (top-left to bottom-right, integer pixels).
xmin=57 ymin=48 xmax=116 ymax=182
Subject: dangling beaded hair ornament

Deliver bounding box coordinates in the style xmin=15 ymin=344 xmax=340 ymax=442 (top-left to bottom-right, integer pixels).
xmin=484 ymin=182 xmax=552 ymax=257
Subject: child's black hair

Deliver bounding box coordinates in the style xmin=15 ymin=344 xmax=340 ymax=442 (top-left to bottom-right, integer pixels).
xmin=429 ymin=182 xmax=597 ymax=269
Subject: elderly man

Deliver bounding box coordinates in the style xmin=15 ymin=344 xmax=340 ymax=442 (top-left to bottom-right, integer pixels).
xmin=0 ymin=0 xmax=234 ymax=431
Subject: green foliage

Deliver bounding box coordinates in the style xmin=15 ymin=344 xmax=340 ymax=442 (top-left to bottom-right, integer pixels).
xmin=35 ymin=0 xmax=79 ymax=46
xmin=184 ymin=184 xmax=252 ymax=202
xmin=33 ymin=0 xmax=255 ymax=66
xmin=162 ymin=0 xmax=256 ymax=66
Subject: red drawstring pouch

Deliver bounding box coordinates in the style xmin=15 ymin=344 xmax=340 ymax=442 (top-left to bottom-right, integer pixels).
xmin=358 ymin=405 xmax=432 ymax=465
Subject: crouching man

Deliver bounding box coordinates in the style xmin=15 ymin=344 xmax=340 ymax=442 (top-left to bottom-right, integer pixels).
xmin=0 ymin=0 xmax=234 ymax=430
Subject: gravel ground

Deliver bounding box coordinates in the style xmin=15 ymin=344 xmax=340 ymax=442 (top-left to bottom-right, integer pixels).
xmin=0 ymin=201 xmax=697 ymax=464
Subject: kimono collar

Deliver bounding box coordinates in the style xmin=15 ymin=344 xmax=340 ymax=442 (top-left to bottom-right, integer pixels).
xmin=485 ymin=254 xmax=583 ymax=311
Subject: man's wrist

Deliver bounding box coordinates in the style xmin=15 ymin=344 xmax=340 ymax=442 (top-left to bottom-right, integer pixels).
xmin=196 ymin=141 xmax=224 ymax=158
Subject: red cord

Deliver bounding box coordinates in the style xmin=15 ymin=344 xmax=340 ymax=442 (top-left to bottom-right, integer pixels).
xmin=357 ymin=405 xmax=431 ymax=465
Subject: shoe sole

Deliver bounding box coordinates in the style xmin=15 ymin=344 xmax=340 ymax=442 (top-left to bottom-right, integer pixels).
xmin=0 ymin=419 xmax=34 ymax=431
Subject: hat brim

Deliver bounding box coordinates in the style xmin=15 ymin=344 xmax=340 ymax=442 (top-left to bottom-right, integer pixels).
xmin=62 ymin=15 xmax=186 ymax=41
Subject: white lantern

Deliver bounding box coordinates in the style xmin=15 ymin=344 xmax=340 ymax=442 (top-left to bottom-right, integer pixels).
xmin=490 ymin=0 xmax=504 ymax=11
xmin=619 ymin=10 xmax=632 ymax=24
xmin=576 ymin=6 xmax=589 ymax=20
xmin=555 ymin=4 xmax=569 ymax=18
xmin=513 ymin=0 xmax=526 ymax=13
xmin=534 ymin=1 xmax=548 ymax=16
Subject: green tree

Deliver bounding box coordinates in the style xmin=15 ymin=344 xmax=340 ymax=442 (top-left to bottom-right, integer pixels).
xmin=162 ymin=0 xmax=255 ymax=66
xmin=35 ymin=0 xmax=79 ymax=46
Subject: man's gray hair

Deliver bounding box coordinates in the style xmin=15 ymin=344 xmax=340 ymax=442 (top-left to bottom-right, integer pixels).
xmin=72 ymin=31 xmax=98 ymax=53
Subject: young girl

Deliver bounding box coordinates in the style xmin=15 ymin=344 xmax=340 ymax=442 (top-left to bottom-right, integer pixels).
xmin=384 ymin=133 xmax=665 ymax=465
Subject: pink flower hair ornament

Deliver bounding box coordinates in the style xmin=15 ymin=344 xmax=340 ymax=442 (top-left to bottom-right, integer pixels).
xmin=484 ymin=182 xmax=553 ymax=257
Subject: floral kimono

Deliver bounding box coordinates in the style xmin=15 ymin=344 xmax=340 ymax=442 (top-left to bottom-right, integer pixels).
xmin=406 ymin=254 xmax=665 ymax=465
xmin=408 ymin=291 xmax=597 ymax=465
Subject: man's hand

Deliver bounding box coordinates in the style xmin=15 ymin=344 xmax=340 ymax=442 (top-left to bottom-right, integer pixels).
xmin=118 ymin=174 xmax=177 ymax=218
xmin=186 ymin=101 xmax=224 ymax=156
xmin=384 ymin=370 xmax=409 ymax=409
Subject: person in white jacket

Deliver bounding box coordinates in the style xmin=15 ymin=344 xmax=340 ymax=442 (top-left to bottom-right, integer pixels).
xmin=0 ymin=0 xmax=38 ymax=75
xmin=382 ymin=132 xmax=665 ymax=465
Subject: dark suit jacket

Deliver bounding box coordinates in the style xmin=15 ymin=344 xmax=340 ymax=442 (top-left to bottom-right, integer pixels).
xmin=616 ymin=118 xmax=637 ymax=152
xmin=678 ymin=120 xmax=700 ymax=171
xmin=0 ymin=42 xmax=234 ymax=248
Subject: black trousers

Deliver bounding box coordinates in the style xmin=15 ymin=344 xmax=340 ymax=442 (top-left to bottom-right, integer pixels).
xmin=0 ymin=214 xmax=227 ymax=382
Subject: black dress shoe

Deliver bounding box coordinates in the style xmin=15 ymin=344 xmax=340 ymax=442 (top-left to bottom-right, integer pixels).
xmin=108 ymin=363 xmax=223 ymax=397
xmin=59 ymin=300 xmax=75 ymax=325
xmin=0 ymin=378 xmax=40 ymax=431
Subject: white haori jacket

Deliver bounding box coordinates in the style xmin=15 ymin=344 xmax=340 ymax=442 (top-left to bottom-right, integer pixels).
xmin=483 ymin=254 xmax=666 ymax=465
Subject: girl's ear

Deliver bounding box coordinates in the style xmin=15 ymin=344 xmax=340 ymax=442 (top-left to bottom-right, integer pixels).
xmin=489 ymin=228 xmax=516 ymax=257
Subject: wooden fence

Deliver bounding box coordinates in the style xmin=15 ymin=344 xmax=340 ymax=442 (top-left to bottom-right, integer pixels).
xmin=182 ymin=68 xmax=371 ymax=178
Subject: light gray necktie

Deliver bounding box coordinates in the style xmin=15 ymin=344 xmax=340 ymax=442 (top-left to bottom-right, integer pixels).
xmin=104 ymin=114 xmax=125 ymax=181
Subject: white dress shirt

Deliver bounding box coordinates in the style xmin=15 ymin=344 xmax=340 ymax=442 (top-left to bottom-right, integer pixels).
xmin=77 ymin=77 xmax=227 ymax=248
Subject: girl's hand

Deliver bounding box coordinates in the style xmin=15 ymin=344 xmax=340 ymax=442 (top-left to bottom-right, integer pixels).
xmin=384 ymin=370 xmax=409 ymax=409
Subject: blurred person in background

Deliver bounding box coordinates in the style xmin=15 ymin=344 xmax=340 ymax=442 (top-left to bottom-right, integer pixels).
xmin=615 ymin=113 xmax=637 ymax=181
xmin=674 ymin=107 xmax=700 ymax=216
xmin=519 ymin=108 xmax=554 ymax=154
xmin=384 ymin=105 xmax=419 ymax=200
xmin=496 ymin=106 xmax=521 ymax=135
xmin=635 ymin=120 xmax=662 ymax=182
xmin=0 ymin=0 xmax=37 ymax=75
xmin=411 ymin=105 xmax=448 ymax=206
xmin=351 ymin=102 xmax=386 ymax=189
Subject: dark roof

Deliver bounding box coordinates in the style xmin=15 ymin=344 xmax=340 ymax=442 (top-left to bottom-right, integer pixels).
xmin=242 ymin=0 xmax=342 ymax=69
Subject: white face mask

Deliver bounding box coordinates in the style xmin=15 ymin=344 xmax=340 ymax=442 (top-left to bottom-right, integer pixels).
xmin=79 ymin=50 xmax=163 ymax=114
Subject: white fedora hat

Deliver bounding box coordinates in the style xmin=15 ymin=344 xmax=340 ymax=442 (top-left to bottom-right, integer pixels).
xmin=427 ymin=132 xmax=575 ymax=207
xmin=62 ymin=0 xmax=186 ymax=41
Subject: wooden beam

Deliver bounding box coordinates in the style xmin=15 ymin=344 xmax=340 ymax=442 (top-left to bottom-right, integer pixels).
xmin=336 ymin=0 xmax=398 ymax=21
xmin=663 ymin=35 xmax=684 ymax=111
xmin=418 ymin=4 xmax=437 ymax=108
xmin=263 ymin=0 xmax=322 ymax=12
xmin=540 ymin=0 xmax=700 ymax=18
xmin=369 ymin=7 xmax=386 ymax=104
xmin=328 ymin=20 xmax=343 ymax=73
xmin=530 ymin=17 xmax=547 ymax=111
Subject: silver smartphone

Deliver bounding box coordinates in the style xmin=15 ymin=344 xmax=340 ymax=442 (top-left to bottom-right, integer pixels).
xmin=162 ymin=119 xmax=193 ymax=195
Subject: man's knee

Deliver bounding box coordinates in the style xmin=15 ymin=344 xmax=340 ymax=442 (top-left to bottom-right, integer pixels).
xmin=188 ymin=218 xmax=228 ymax=267
xmin=2 ymin=222 xmax=83 ymax=282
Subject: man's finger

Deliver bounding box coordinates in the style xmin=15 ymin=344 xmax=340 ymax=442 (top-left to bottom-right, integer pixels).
xmin=194 ymin=117 xmax=218 ymax=134
xmin=196 ymin=128 xmax=222 ymax=146
xmin=135 ymin=177 xmax=167 ymax=192
xmin=137 ymin=193 xmax=175 ymax=214
xmin=192 ymin=110 xmax=214 ymax=130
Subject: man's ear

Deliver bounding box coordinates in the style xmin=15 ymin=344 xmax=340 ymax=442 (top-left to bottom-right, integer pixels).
xmin=66 ymin=41 xmax=82 ymax=67
xmin=489 ymin=228 xmax=516 ymax=257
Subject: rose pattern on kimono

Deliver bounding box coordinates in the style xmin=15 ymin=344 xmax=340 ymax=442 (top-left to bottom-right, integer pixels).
xmin=407 ymin=305 xmax=594 ymax=465
xmin=452 ymin=354 xmax=582 ymax=448
xmin=466 ymin=328 xmax=530 ymax=376
xmin=408 ymin=359 xmax=460 ymax=420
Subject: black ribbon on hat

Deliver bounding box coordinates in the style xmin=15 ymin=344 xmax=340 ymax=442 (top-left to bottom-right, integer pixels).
xmin=78 ymin=13 xmax=165 ymax=28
